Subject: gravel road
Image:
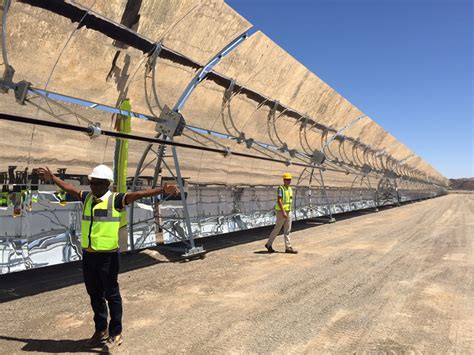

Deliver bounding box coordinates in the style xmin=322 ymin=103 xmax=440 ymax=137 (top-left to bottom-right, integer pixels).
xmin=1 ymin=194 xmax=472 ymax=353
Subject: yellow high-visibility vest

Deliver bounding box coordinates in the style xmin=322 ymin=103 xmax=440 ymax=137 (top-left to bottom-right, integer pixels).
xmin=81 ymin=193 xmax=122 ymax=251
xmin=0 ymin=192 xmax=8 ymax=207
xmin=275 ymin=185 xmax=293 ymax=212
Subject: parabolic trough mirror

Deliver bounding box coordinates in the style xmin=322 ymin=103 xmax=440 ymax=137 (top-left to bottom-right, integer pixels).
xmin=0 ymin=0 xmax=448 ymax=274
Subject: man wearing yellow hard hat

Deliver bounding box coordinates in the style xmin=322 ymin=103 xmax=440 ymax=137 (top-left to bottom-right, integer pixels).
xmin=265 ymin=172 xmax=297 ymax=254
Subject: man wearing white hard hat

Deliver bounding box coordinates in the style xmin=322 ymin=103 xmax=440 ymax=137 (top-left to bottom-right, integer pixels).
xmin=38 ymin=165 xmax=178 ymax=352
xmin=264 ymin=172 xmax=297 ymax=254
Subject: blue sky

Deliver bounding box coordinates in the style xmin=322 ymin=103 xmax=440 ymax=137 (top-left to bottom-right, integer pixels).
xmin=226 ymin=0 xmax=473 ymax=178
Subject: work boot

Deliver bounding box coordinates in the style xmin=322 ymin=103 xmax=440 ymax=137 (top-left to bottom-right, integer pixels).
xmin=285 ymin=247 xmax=298 ymax=254
xmin=102 ymin=334 xmax=123 ymax=353
xmin=85 ymin=329 xmax=108 ymax=348
xmin=265 ymin=244 xmax=276 ymax=253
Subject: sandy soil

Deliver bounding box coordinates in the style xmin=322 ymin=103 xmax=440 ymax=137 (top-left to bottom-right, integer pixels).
xmin=0 ymin=194 xmax=472 ymax=354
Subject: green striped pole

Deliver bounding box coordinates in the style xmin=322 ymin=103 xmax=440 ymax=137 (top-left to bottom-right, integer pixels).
xmin=115 ymin=99 xmax=132 ymax=232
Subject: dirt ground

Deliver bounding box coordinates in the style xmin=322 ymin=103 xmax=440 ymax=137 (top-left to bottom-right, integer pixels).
xmin=1 ymin=194 xmax=473 ymax=354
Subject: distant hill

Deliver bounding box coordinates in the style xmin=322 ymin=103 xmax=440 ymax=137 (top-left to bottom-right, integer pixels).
xmin=449 ymin=178 xmax=474 ymax=190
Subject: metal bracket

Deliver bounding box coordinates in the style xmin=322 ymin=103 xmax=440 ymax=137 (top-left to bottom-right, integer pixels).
xmin=14 ymin=80 xmax=31 ymax=105
xmin=224 ymin=79 xmax=236 ymax=102
xmin=384 ymin=171 xmax=398 ymax=179
xmin=146 ymin=42 xmax=162 ymax=73
xmin=245 ymin=138 xmax=254 ymax=149
xmin=300 ymin=116 xmax=309 ymax=129
xmin=86 ymin=123 xmax=102 ymax=139
xmin=0 ymin=66 xmax=15 ymax=93
xmin=155 ymin=105 xmax=186 ymax=137
xmin=237 ymin=132 xmax=246 ymax=143
xmin=279 ymin=142 xmax=288 ymax=153
xmin=311 ymin=150 xmax=326 ymax=165
xmin=361 ymin=164 xmax=372 ymax=175
xmin=182 ymin=245 xmax=205 ymax=258
xmin=270 ymin=100 xmax=279 ymax=116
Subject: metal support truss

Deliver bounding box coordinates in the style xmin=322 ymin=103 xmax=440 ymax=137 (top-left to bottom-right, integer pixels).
xmin=7 ymin=0 xmax=447 ymax=189
xmin=0 ymin=1 xmax=448 ymax=277
xmin=296 ymin=167 xmax=335 ymax=223
xmin=376 ymin=175 xmax=401 ymax=207
xmin=130 ymin=30 xmax=249 ymax=257
xmin=350 ymin=164 xmax=378 ymax=212
xmin=321 ymin=115 xmax=366 ymax=157
xmin=316 ymin=169 xmax=336 ymax=222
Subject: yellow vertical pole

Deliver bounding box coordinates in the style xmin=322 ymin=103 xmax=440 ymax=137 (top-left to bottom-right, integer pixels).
xmin=115 ymin=99 xmax=131 ymax=250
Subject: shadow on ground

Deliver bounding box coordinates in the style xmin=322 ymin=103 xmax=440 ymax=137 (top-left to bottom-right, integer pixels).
xmin=0 ymin=335 xmax=99 ymax=353
xmin=0 ymin=203 xmax=414 ymax=303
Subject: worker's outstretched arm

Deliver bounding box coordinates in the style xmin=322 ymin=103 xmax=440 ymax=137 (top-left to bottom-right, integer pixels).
xmin=125 ymin=184 xmax=179 ymax=205
xmin=37 ymin=167 xmax=82 ymax=200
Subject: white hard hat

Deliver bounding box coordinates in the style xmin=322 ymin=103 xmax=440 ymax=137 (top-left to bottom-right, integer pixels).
xmin=88 ymin=165 xmax=114 ymax=182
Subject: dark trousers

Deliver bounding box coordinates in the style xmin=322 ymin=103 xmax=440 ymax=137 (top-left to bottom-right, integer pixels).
xmin=82 ymin=251 xmax=123 ymax=336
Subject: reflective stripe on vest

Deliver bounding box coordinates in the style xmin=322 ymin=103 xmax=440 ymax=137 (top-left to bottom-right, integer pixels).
xmin=81 ymin=193 xmax=121 ymax=251
xmin=275 ymin=185 xmax=293 ymax=212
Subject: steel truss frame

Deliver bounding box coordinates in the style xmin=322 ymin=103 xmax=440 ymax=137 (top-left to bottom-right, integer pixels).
xmin=130 ymin=31 xmax=249 ymax=257
xmin=295 ymin=167 xmax=336 ymax=223
xmin=0 ymin=0 xmax=448 ymax=267
xmin=3 ymin=0 xmax=446 ymax=187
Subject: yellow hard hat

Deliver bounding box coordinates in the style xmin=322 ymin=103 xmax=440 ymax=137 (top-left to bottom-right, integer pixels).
xmin=282 ymin=173 xmax=292 ymax=180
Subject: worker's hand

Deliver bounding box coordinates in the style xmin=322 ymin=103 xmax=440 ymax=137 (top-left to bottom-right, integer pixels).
xmin=163 ymin=183 xmax=179 ymax=195
xmin=37 ymin=167 xmax=54 ymax=182
xmin=282 ymin=211 xmax=288 ymax=219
